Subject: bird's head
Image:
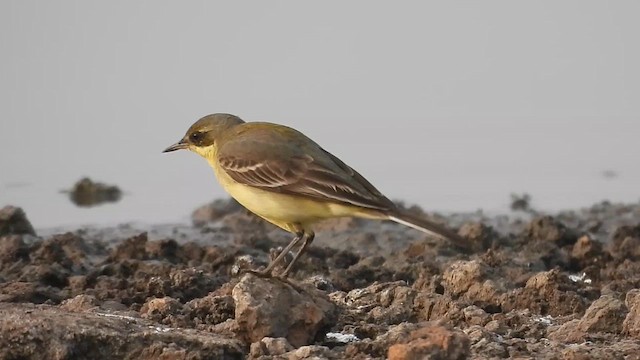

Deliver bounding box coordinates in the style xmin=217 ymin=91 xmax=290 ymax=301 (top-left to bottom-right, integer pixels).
xmin=163 ymin=113 xmax=245 ymax=158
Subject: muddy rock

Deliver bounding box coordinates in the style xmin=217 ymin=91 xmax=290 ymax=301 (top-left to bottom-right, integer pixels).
xmin=622 ymin=289 xmax=640 ymax=338
xmin=0 ymin=206 xmax=36 ymax=236
xmin=248 ymin=337 xmax=294 ymax=358
xmin=609 ymin=225 xmax=640 ymax=259
xmin=140 ymin=296 xmax=183 ymax=323
xmin=571 ymin=234 xmax=607 ymax=269
xmin=283 ymin=345 xmax=335 ymax=359
xmin=192 ymin=198 xmax=243 ymax=226
xmin=462 ymin=305 xmax=490 ymax=326
xmin=442 ymin=260 xmax=488 ymax=297
xmin=187 ymin=293 xmax=236 ymax=326
xmin=387 ymin=323 xmax=470 ymax=360
xmin=457 ymin=222 xmax=498 ymax=252
xmin=344 ymin=322 xmax=422 ymax=358
xmin=501 ymin=269 xmax=586 ymax=317
xmin=0 ymin=302 xmax=244 ymax=359
xmin=66 ymin=177 xmax=122 ymax=207
xmin=0 ymin=234 xmax=29 ymax=265
xmin=524 ymin=216 xmax=576 ymax=245
xmin=60 ymin=294 xmax=100 ymax=312
xmin=338 ymin=281 xmax=417 ymax=325
xmin=578 ymin=294 xmax=626 ymax=333
xmin=550 ymin=294 xmax=627 ymax=342
xmin=232 ymin=274 xmax=336 ymax=347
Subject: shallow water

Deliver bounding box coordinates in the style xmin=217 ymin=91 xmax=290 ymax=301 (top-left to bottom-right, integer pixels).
xmin=1 ymin=2 xmax=638 ymax=229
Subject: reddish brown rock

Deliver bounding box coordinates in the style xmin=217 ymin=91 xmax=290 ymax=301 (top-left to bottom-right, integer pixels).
xmin=232 ymin=274 xmax=336 ymax=347
xmin=387 ymin=324 xmax=470 ymax=360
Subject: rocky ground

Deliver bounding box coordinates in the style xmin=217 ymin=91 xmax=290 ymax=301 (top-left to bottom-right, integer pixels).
xmin=2 ymin=199 xmax=640 ymax=359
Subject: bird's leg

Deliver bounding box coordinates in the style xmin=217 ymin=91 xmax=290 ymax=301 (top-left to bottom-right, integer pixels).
xmin=257 ymin=231 xmax=304 ymax=277
xmin=280 ymin=231 xmax=315 ymax=278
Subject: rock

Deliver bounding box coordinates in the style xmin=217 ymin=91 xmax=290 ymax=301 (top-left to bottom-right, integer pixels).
xmin=187 ymin=294 xmax=235 ymax=325
xmin=609 ymin=225 xmax=640 ymax=259
xmin=343 ymin=323 xmax=422 ymax=359
xmin=140 ymin=296 xmax=183 ymax=323
xmin=109 ymin=232 xmax=149 ymax=261
xmin=0 ymin=206 xmax=36 ymax=236
xmin=60 ymin=294 xmax=100 ymax=312
xmin=442 ymin=260 xmax=487 ymax=297
xmin=387 ymin=324 xmax=470 ymax=360
xmin=66 ymin=177 xmax=122 ymax=207
xmin=463 ymin=324 xmax=492 ymax=343
xmin=0 ymin=302 xmax=243 ymax=359
xmin=550 ymin=294 xmax=627 ymax=342
xmin=0 ymin=235 xmax=28 ymax=265
xmin=510 ymin=193 xmax=532 ymax=211
xmin=623 ymin=289 xmax=640 ymax=337
xmin=284 ymin=345 xmax=334 ymax=359
xmin=342 ymin=281 xmax=417 ymax=325
xmin=249 ymin=337 xmax=294 ymax=358
xmin=457 ymin=222 xmax=497 ymax=252
xmin=577 ymin=295 xmax=626 ymax=333
xmin=191 ymin=198 xmax=243 ymax=226
xmin=571 ymin=235 xmax=606 ymax=269
xmin=462 ymin=305 xmax=489 ymax=326
xmin=501 ymin=269 xmax=586 ymax=317
xmin=232 ymin=274 xmax=336 ymax=347
xmin=524 ymin=216 xmax=576 ymax=245
xmin=484 ymin=319 xmax=507 ymax=335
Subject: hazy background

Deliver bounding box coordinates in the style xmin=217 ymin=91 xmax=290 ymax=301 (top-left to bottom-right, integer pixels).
xmin=1 ymin=1 xmax=638 ymax=229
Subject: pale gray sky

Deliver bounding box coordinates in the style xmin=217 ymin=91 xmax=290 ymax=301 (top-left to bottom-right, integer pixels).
xmin=1 ymin=1 xmax=638 ymax=228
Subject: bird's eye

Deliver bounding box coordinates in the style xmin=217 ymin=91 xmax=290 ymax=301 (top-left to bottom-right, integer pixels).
xmin=190 ymin=131 xmax=204 ymax=143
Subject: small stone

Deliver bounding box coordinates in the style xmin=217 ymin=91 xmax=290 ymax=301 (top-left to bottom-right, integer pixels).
xmin=571 ymin=235 xmax=604 ymax=263
xmin=387 ymin=324 xmax=470 ymax=360
xmin=60 ymin=294 xmax=99 ymax=312
xmin=462 ymin=305 xmax=489 ymax=326
xmin=140 ymin=297 xmax=182 ymax=322
xmin=484 ymin=320 xmax=507 ymax=335
xmin=442 ymin=260 xmax=487 ymax=297
xmin=284 ymin=345 xmax=333 ymax=360
xmin=249 ymin=337 xmax=293 ymax=358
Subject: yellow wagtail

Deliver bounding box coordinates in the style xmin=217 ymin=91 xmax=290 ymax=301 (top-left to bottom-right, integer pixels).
xmin=164 ymin=113 xmax=464 ymax=277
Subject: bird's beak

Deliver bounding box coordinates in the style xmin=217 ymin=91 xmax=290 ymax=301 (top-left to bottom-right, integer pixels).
xmin=163 ymin=139 xmax=188 ymax=153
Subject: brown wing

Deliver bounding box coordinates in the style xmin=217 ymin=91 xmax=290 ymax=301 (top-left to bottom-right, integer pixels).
xmin=216 ymin=124 xmax=396 ymax=211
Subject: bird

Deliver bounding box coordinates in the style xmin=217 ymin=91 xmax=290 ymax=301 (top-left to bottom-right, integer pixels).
xmin=163 ymin=113 xmax=464 ymax=277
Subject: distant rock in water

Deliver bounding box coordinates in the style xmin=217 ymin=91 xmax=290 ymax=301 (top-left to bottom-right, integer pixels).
xmin=0 ymin=206 xmax=36 ymax=236
xmin=64 ymin=177 xmax=122 ymax=207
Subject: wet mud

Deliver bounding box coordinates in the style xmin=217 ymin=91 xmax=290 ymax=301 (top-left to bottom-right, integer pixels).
xmin=1 ymin=199 xmax=640 ymax=359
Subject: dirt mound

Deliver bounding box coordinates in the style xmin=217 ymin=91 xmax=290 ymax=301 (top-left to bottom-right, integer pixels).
xmin=2 ymin=199 xmax=640 ymax=358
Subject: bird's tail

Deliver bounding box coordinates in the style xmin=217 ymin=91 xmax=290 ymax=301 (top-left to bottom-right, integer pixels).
xmin=387 ymin=210 xmax=466 ymax=247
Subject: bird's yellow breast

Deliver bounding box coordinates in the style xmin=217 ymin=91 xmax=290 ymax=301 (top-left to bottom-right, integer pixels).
xmin=193 ymin=144 xmax=377 ymax=233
